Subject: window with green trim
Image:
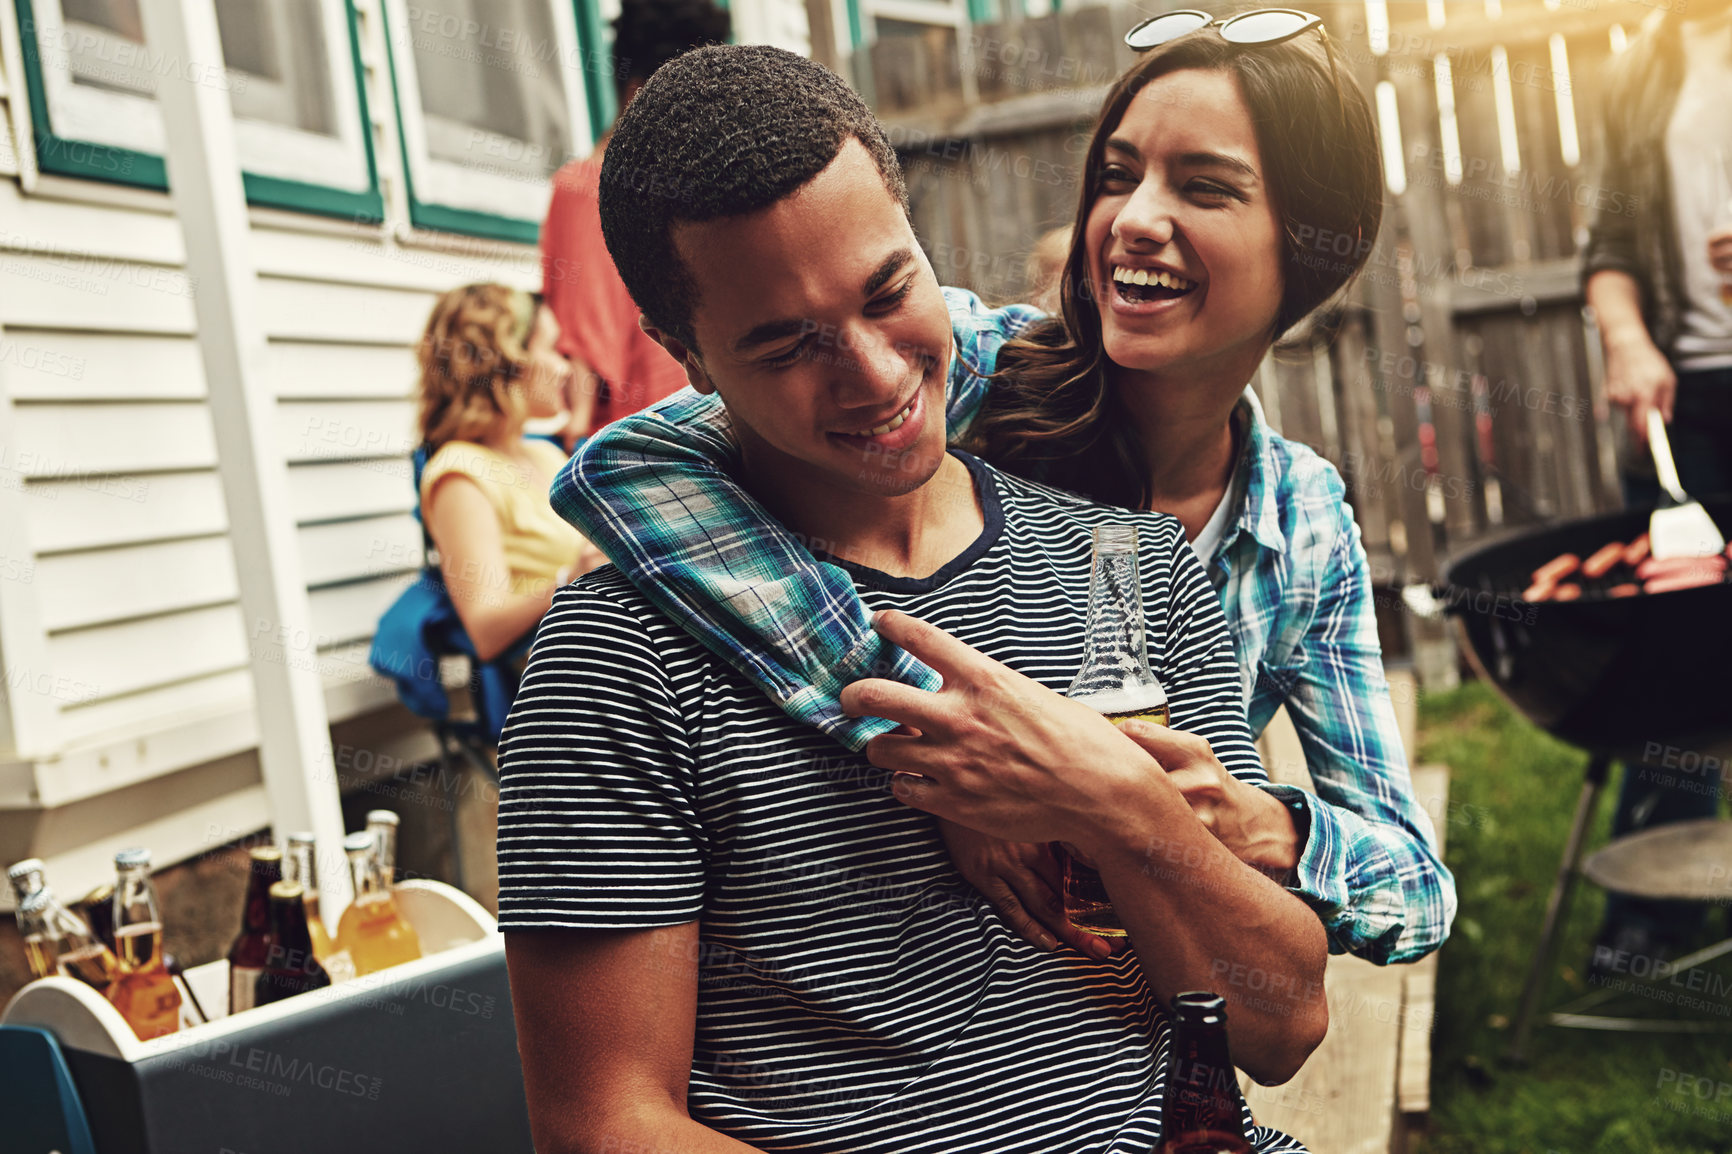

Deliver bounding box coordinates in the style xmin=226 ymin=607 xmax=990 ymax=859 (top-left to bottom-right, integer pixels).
xmin=15 ymin=0 xmax=382 ymax=218
xmin=382 ymin=0 xmax=600 ymax=243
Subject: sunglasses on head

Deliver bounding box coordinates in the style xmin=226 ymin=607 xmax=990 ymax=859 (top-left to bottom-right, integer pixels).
xmin=1121 ymin=8 xmax=1346 ymax=135
xmin=1122 ymin=7 xmax=1325 ymax=52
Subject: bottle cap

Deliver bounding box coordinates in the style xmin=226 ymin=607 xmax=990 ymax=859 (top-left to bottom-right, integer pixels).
xmin=365 ymin=810 xmax=400 ymax=828
xmin=343 ymin=832 xmax=376 ymax=853
xmin=1172 ymin=991 xmax=1228 ymax=1026
xmin=269 ymin=880 xmax=304 ymax=901
xmin=113 ymin=847 xmax=152 ymax=869
xmin=8 ymin=858 xmax=46 ymax=882
xmin=286 ymin=832 xmax=316 ymax=847
xmin=248 ymin=845 xmax=283 ymax=863
xmin=19 ymin=889 xmax=52 ymax=915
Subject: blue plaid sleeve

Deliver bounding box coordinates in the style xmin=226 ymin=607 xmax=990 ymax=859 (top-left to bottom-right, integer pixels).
xmin=1268 ymin=512 xmax=1457 ymax=965
xmin=548 ymin=289 xmax=1040 ymax=751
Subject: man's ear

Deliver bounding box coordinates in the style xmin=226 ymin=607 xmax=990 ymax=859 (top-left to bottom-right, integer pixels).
xmin=639 ymin=315 xmax=715 ymax=395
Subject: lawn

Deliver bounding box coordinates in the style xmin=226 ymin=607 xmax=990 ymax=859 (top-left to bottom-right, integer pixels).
xmin=1413 ymin=681 xmax=1732 ymax=1154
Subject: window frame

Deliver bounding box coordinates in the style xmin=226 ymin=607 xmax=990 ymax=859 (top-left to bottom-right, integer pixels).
xmin=379 ymin=0 xmax=599 ymax=244
xmin=11 ymin=0 xmax=385 ymax=220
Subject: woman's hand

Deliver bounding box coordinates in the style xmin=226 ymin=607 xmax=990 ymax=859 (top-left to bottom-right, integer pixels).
xmin=1116 ymin=720 xmax=1302 ymax=879
xmin=937 ymin=821 xmax=1113 ymax=959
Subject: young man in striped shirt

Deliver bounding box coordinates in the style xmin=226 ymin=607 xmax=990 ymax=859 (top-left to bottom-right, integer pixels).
xmin=497 ymin=45 xmax=1325 ymax=1154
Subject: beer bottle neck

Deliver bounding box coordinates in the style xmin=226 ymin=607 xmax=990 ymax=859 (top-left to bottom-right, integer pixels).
xmin=270 ymin=897 xmax=315 ymax=958
xmin=242 ymin=859 xmax=283 ymax=933
xmin=1068 ymin=532 xmax=1160 ymax=700
xmin=348 ymin=849 xmax=385 ymax=899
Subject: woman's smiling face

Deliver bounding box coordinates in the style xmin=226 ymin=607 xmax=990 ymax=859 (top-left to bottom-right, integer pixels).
xmin=1085 ymin=67 xmax=1285 ymax=382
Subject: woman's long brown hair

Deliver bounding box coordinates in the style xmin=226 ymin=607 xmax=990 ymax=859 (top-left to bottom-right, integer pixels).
xmin=964 ymin=28 xmax=1384 ymax=508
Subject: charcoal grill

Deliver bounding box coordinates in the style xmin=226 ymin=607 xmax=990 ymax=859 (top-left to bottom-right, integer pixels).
xmin=1439 ymin=496 xmax=1732 ymax=1060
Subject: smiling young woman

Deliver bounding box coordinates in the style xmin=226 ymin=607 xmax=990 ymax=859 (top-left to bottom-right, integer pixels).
xmin=970 ymin=29 xmax=1382 ymax=516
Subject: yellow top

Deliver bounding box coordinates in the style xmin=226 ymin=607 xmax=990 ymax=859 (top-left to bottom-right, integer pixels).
xmin=420 ymin=440 xmax=586 ymax=596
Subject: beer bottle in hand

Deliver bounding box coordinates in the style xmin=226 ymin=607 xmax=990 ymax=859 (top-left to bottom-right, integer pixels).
xmin=227 ymin=846 xmax=283 ymax=1015
xmin=257 ymin=881 xmax=332 ymax=1005
xmin=106 ymin=848 xmax=182 ymax=1040
xmin=1056 ymin=523 xmax=1170 ymax=937
xmin=1158 ymin=991 xmax=1252 ymax=1154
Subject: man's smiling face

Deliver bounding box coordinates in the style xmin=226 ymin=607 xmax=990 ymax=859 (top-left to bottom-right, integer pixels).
xmin=663 ymin=138 xmax=955 ymax=500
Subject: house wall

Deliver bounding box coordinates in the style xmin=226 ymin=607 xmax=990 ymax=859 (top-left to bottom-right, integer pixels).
xmin=0 ymin=0 xmax=555 ymax=903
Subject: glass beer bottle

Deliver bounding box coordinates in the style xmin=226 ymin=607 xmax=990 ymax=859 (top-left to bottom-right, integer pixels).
xmin=226 ymin=845 xmax=283 ymax=1015
xmin=8 ymin=858 xmax=46 ymax=905
xmin=106 ymin=848 xmax=182 ymax=1040
xmin=257 ymin=881 xmax=332 ymax=1005
xmin=334 ymin=831 xmax=422 ymax=975
xmin=1055 ymin=523 xmax=1170 ymax=938
xmin=17 ymin=887 xmax=118 ymax=990
xmin=1157 ymin=992 xmax=1252 ymax=1154
xmin=365 ymin=810 xmax=403 ymax=886
xmin=284 ymin=832 xmax=347 ymax=969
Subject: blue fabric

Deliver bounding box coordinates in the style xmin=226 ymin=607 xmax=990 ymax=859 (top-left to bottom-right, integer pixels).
xmin=368 ymin=571 xmax=525 ymax=744
xmin=0 ymin=1025 xmax=98 ymax=1154
xmin=369 ymin=435 xmax=558 ymax=744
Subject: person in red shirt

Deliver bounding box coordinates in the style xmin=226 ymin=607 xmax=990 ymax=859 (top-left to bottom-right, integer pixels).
xmin=541 ymin=0 xmax=730 ymax=445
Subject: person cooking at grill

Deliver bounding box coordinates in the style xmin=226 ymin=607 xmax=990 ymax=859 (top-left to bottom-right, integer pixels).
xmin=551 ymin=10 xmax=1453 ymax=970
xmin=496 ymin=45 xmax=1325 ymax=1154
xmin=1582 ymin=0 xmax=1732 ymax=974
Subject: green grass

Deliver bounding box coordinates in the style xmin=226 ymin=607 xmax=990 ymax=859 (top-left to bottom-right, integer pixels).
xmin=1413 ymin=681 xmax=1732 ymax=1154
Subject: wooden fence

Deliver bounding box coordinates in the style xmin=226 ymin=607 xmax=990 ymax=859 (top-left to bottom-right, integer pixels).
xmin=858 ymin=0 xmax=1648 ymax=659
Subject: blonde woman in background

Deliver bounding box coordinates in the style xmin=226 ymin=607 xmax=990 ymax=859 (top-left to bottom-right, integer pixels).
xmin=417 ymin=284 xmax=605 ymax=662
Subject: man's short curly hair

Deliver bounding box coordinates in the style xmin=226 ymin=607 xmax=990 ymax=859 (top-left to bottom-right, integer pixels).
xmin=597 ymin=44 xmax=909 ymax=352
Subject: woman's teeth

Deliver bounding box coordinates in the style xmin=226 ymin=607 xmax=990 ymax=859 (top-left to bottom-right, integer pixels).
xmin=856 ymin=399 xmax=915 ymax=436
xmin=1111 ymin=266 xmax=1197 ymax=291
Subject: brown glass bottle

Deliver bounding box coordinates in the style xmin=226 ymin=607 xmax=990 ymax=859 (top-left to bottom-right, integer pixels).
xmin=76 ymin=883 xmax=117 ymax=953
xmin=257 ymin=882 xmax=332 ymax=1005
xmin=227 ymin=846 xmax=283 ymax=1015
xmin=1158 ymin=992 xmax=1252 ymax=1154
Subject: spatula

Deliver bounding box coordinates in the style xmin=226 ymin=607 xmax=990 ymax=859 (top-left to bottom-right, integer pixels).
xmin=1647 ymin=409 xmax=1726 ymax=559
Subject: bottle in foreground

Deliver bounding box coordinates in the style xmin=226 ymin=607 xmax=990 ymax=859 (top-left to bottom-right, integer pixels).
xmin=8 ymin=858 xmax=46 ymax=906
xmin=365 ymin=810 xmax=403 ymax=886
xmin=11 ymin=857 xmax=119 ymax=990
xmin=1056 ymin=523 xmax=1171 ymax=938
xmin=76 ymin=882 xmax=118 ymax=954
xmin=1157 ymin=991 xmax=1252 ymax=1154
xmin=226 ymin=845 xmax=283 ymax=1015
xmin=18 ymin=887 xmax=118 ymax=991
xmin=334 ymin=831 xmax=422 ymax=976
xmin=257 ymin=881 xmax=332 ymax=1005
xmin=105 ymin=848 xmax=182 ymax=1040
xmin=285 ymin=831 xmax=354 ymax=982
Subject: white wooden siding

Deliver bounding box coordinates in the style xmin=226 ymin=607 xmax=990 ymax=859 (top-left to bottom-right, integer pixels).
xmin=0 ymin=0 xmax=547 ymax=891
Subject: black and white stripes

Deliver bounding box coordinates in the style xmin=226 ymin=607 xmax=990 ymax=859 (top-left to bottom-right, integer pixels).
xmin=497 ymin=454 xmax=1304 ymax=1153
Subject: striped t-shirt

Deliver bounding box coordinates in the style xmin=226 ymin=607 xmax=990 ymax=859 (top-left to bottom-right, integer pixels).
xmin=497 ymin=453 xmax=1307 ymax=1154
